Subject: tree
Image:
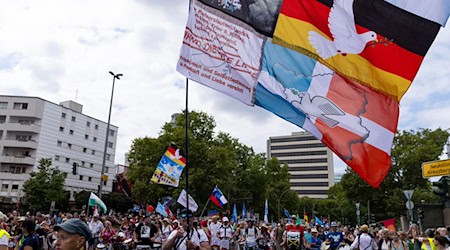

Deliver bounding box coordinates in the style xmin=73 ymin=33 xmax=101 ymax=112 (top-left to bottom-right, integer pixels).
xmin=23 ymin=158 xmax=67 ymax=212
xmin=126 ymin=111 xmax=296 ymax=218
xmin=339 ymin=128 xmax=448 ymax=220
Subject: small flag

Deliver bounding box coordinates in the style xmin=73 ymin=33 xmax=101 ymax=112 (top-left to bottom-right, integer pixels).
xmin=284 ymin=209 xmax=291 ymax=218
xmin=232 ymin=204 xmax=238 ymax=223
xmin=165 ymin=205 xmax=175 ymax=219
xmin=151 ymin=144 xmax=186 ymax=187
xmin=296 ymin=214 xmax=301 ymax=225
xmin=264 ymin=199 xmax=269 ymax=223
xmin=89 ymin=192 xmax=107 ymax=214
xmin=156 ymin=202 xmax=168 ymax=217
xmin=383 ymin=218 xmax=396 ymax=231
xmin=210 ymin=186 xmax=228 ymax=208
xmin=242 ymin=202 xmax=247 ymax=219
xmin=315 ymin=216 xmax=324 ymax=226
xmin=304 ymin=212 xmax=309 ymax=224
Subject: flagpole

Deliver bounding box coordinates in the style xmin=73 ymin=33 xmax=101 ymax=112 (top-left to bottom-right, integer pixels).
xmin=199 ymin=198 xmax=211 ymax=218
xmin=185 ymin=77 xmax=190 ymax=239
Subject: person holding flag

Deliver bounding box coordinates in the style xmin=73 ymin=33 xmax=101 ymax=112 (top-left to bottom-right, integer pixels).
xmin=88 ymin=214 xmax=104 ymax=250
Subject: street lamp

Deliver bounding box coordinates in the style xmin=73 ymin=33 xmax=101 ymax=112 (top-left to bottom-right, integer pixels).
xmin=278 ymin=188 xmax=291 ymax=221
xmin=98 ymin=71 xmax=123 ymax=199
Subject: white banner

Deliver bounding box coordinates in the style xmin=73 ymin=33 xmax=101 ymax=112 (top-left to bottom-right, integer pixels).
xmin=177 ymin=0 xmax=264 ymax=105
xmin=177 ymin=189 xmax=199 ymax=212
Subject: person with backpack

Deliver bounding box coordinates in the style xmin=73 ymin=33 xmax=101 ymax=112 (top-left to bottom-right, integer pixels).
xmin=162 ymin=218 xmax=210 ymax=250
xmin=243 ymin=220 xmax=258 ymax=250
xmin=218 ymin=217 xmax=234 ymax=250
xmin=284 ymin=215 xmax=305 ymax=250
xmin=325 ymin=222 xmax=344 ymax=250
xmin=350 ymin=225 xmax=377 ymax=250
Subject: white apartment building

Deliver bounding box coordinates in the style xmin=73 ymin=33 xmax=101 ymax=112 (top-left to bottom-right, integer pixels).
xmin=267 ymin=131 xmax=334 ymax=199
xmin=0 ymin=95 xmax=118 ymax=204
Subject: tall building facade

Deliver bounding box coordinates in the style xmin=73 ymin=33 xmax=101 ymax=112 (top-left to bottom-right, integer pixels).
xmin=0 ymin=95 xmax=118 ymax=204
xmin=267 ymin=131 xmax=334 ymax=198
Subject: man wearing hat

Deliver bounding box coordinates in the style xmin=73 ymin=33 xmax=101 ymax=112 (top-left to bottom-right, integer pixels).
xmin=218 ymin=217 xmax=233 ymax=250
xmin=244 ymin=219 xmax=258 ymax=250
xmin=284 ymin=215 xmax=306 ymax=250
xmin=350 ymin=225 xmax=376 ymax=250
xmin=325 ymin=222 xmax=344 ymax=250
xmin=310 ymin=228 xmax=322 ymax=250
xmin=54 ymin=219 xmax=91 ymax=250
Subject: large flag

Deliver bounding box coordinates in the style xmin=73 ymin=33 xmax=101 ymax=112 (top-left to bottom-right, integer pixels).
xmin=272 ymin=0 xmax=442 ymax=101
xmin=176 ymin=0 xmax=442 ymax=187
xmin=264 ymin=199 xmax=269 ymax=223
xmin=177 ymin=189 xmax=199 ymax=212
xmin=384 ymin=0 xmax=449 ymax=26
xmin=232 ymin=204 xmax=238 ymax=223
xmin=89 ymin=193 xmax=107 ymax=214
xmin=242 ymin=202 xmax=247 ymax=219
xmin=151 ymin=144 xmax=186 ymax=187
xmin=210 ymin=186 xmax=228 ymax=208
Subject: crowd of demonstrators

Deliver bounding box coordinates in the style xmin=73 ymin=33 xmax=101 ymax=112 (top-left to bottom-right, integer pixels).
xmin=2 ymin=210 xmax=450 ymax=250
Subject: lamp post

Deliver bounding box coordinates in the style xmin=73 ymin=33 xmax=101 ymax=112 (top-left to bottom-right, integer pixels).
xmin=278 ymin=188 xmax=291 ymax=221
xmin=98 ymin=71 xmax=122 ymax=199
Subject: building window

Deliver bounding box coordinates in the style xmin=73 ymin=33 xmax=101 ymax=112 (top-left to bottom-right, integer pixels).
xmin=95 ymin=124 xmax=98 ymax=130
xmin=59 ymin=127 xmax=64 ymax=132
xmin=106 ymin=154 xmax=111 ymax=161
xmin=65 ymin=158 xmax=70 ymax=163
xmin=55 ymin=155 xmax=60 ymax=161
xmin=105 ymin=167 xmax=109 ymax=173
xmin=91 ymin=150 xmax=95 ymax=155
xmin=69 ymin=130 xmax=74 ymax=135
xmin=0 ymin=116 xmax=5 ymax=123
xmin=86 ymin=121 xmax=90 ymax=127
xmin=81 ymin=161 xmax=85 ymax=166
xmin=108 ymin=142 xmax=113 ymax=148
xmin=88 ymin=177 xmax=92 ymax=181
xmin=93 ymin=137 xmax=97 ymax=142
xmin=71 ymin=116 xmax=76 ymax=122
xmin=61 ymin=113 xmax=66 ymax=118
xmin=79 ymin=175 xmax=83 ymax=180
xmin=0 ymin=102 xmax=7 ymax=109
xmin=68 ymin=143 xmax=72 ymax=149
xmin=57 ymin=140 xmax=62 ymax=146
xmin=11 ymin=185 xmax=19 ymax=191
xmin=83 ymin=148 xmax=87 ymax=153
xmin=1 ymin=184 xmax=8 ymax=192
xmin=109 ymin=129 xmax=115 ymax=136
xmin=9 ymin=166 xmax=25 ymax=174
xmin=90 ymin=163 xmax=94 ymax=168
xmin=85 ymin=134 xmax=89 ymax=139
xmin=13 ymin=102 xmax=28 ymax=110
xmin=103 ymin=180 xmax=107 ymax=186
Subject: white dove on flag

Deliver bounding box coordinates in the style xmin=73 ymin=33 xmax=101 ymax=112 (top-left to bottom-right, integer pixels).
xmin=308 ymin=0 xmax=377 ymax=59
xmin=170 ymin=148 xmax=183 ymax=160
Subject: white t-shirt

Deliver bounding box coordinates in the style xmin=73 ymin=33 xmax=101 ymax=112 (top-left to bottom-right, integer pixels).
xmin=89 ymin=220 xmax=104 ymax=237
xmin=246 ymin=227 xmax=258 ymax=246
xmin=0 ymin=235 xmax=8 ymax=246
xmin=219 ymin=225 xmax=234 ymax=239
xmin=167 ymin=228 xmax=208 ymax=250
xmin=209 ymin=222 xmax=222 ymax=238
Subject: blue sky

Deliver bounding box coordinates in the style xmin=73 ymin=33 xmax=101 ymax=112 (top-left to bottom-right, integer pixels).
xmin=0 ymin=0 xmax=448 ymax=175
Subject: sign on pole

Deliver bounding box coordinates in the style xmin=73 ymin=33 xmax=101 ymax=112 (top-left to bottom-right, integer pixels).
xmin=405 ymin=201 xmax=414 ymax=210
xmin=403 ymin=190 xmax=414 ymax=200
xmin=422 ymin=159 xmax=450 ymax=178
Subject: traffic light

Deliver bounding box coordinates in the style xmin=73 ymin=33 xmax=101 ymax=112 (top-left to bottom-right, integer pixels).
xmin=433 ymin=177 xmax=448 ymax=199
xmin=72 ymin=162 xmax=77 ymax=175
xmin=417 ymin=208 xmax=425 ymax=220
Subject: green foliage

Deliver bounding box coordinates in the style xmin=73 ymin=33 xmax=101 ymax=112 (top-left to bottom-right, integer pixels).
xmin=126 ymin=111 xmax=297 ymax=219
xmin=22 ymin=158 xmax=68 ymax=212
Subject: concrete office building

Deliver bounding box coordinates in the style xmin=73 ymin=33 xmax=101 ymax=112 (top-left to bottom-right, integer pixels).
xmin=267 ymin=131 xmax=334 ymax=198
xmin=0 ymin=95 xmax=118 ymax=204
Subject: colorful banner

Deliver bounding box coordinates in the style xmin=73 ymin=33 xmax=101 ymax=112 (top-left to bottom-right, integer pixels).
xmin=177 ymin=2 xmax=264 ymax=105
xmin=177 ymin=189 xmax=199 ymax=212
xmin=273 ymin=0 xmax=441 ymax=101
xmin=384 ymin=0 xmax=449 ymax=26
xmin=210 ymin=186 xmax=228 ymax=207
xmin=151 ymin=144 xmax=186 ymax=187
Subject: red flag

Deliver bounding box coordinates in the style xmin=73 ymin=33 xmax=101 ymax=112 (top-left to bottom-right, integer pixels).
xmin=383 ymin=218 xmax=396 ymax=231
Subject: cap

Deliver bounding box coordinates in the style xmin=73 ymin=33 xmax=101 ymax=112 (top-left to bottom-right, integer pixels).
xmin=222 ymin=217 xmax=229 ymax=222
xmin=311 ymin=228 xmax=318 ymax=233
xmin=360 ymin=225 xmax=369 ymax=232
xmin=330 ymin=222 xmax=337 ymax=227
xmin=291 ymin=215 xmax=297 ymax=219
xmin=54 ymin=219 xmax=91 ymax=241
xmin=163 ymin=218 xmax=170 ymax=223
xmin=18 ymin=216 xmax=26 ymax=222
xmin=173 ymin=220 xmax=179 ymax=224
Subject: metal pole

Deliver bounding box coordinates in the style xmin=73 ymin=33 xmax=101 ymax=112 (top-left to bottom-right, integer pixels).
xmin=185 ymin=78 xmax=190 ymax=238
xmin=278 ymin=189 xmax=290 ymax=221
xmin=367 ymin=200 xmax=370 ymax=225
xmin=98 ymin=71 xmax=122 ymax=199
xmin=356 ymin=203 xmax=360 ymax=226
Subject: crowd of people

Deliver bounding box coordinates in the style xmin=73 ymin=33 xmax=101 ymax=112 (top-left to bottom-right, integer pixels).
xmin=0 ymin=211 xmax=450 ymax=250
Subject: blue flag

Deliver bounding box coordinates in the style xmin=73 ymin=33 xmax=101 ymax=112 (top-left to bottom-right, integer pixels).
xmin=232 ymin=204 xmax=238 ymax=223
xmin=315 ymin=216 xmax=324 ymax=226
xmin=242 ymin=202 xmax=247 ymax=219
xmin=264 ymin=199 xmax=268 ymax=223
xmin=156 ymin=202 xmax=168 ymax=217
xmin=284 ymin=209 xmax=291 ymax=218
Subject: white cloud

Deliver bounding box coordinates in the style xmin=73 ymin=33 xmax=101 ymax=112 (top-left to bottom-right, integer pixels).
xmin=0 ymin=0 xmax=448 ymax=177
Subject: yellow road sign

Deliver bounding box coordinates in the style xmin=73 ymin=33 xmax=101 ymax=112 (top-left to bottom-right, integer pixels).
xmin=422 ymin=159 xmax=450 ymax=178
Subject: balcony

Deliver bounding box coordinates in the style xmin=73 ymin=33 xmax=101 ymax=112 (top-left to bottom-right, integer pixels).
xmin=0 ymin=155 xmax=35 ymax=165
xmin=3 ymin=139 xmax=38 ymax=149
xmin=0 ymin=122 xmax=41 ymax=133
xmin=0 ymin=172 xmax=30 ymax=181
